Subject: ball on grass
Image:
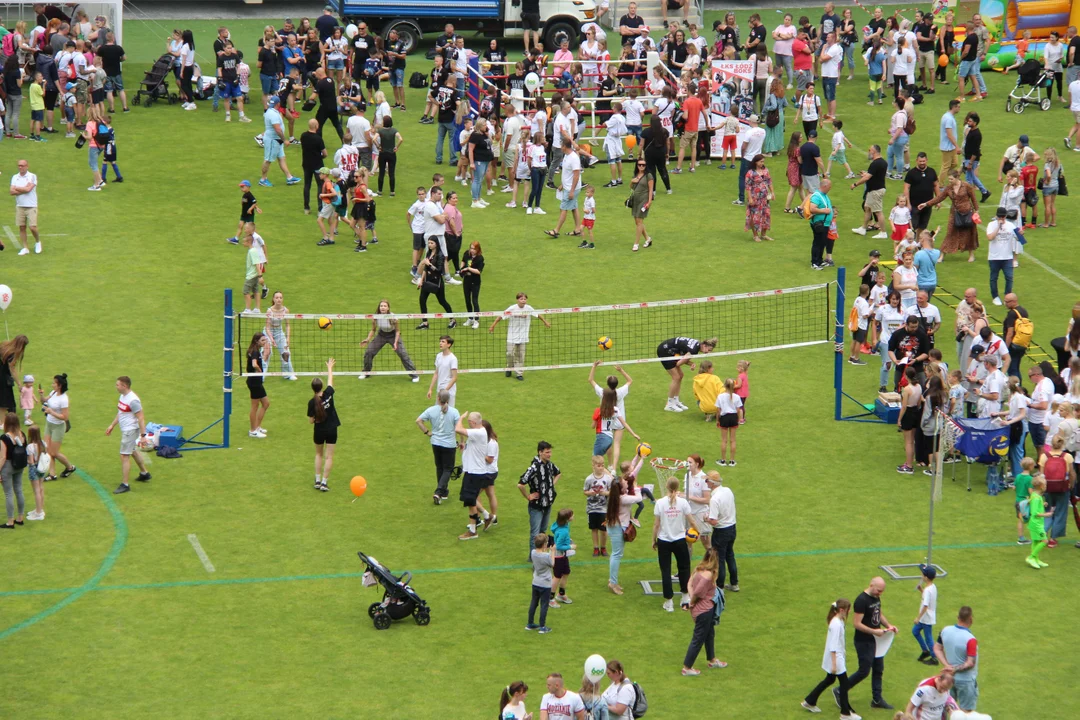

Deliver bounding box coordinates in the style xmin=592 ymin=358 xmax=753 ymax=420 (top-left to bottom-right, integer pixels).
xmin=597 ymin=336 xmax=613 ymax=351
xmin=350 ymin=476 xmax=368 ymax=497
xmin=318 ymin=316 xmax=333 ymax=330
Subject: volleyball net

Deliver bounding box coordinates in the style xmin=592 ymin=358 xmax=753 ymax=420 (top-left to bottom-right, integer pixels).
xmin=236 ymin=284 xmax=833 ymax=378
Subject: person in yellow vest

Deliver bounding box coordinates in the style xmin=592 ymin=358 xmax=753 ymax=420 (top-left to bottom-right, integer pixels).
xmin=693 ymin=361 xmax=722 ymax=421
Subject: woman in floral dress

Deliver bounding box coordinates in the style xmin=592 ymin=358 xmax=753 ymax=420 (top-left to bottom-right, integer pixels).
xmin=744 ymin=154 xmax=774 ymax=242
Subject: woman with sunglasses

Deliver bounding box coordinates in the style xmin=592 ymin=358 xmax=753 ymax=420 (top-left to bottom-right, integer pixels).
xmin=628 ymin=159 xmax=653 ymax=252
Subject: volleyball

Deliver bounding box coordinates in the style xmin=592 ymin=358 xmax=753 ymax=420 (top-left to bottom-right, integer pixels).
xmin=597 ymin=336 xmax=613 ymax=351
xmin=584 ymin=654 xmax=607 ymax=682
xmin=350 ymin=476 xmax=368 ymax=497
xmin=987 ymin=56 xmax=999 ymax=68
xmin=318 ymin=317 xmax=333 ymax=330
xmin=625 ymin=135 xmax=637 ymax=150
xmin=938 ymin=54 xmax=949 ymax=68
xmin=636 ymin=442 xmax=652 ymax=458
xmin=686 ymin=527 xmax=700 ymax=544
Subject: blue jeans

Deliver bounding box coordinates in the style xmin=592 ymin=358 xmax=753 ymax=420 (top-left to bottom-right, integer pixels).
xmin=887 ymin=135 xmax=908 ymax=174
xmin=988 ymin=259 xmax=1014 ymax=300
xmin=528 ymin=506 xmax=551 ymax=560
xmin=964 ymin=160 xmax=988 ymax=194
xmin=912 ymin=622 xmax=934 ymax=654
xmin=974 ymin=65 xmax=987 ymax=93
xmin=436 ymin=122 xmax=457 ymax=164
xmin=919 ymin=284 xmax=937 ymax=301
xmin=986 ymin=463 xmax=1004 ymax=495
xmin=1009 ymin=421 xmax=1028 ymax=478
xmin=843 ymin=43 xmax=856 ymax=71
xmin=528 ymin=167 xmax=545 ymax=208
xmin=456 ymin=75 xmax=465 ymax=99
xmin=737 ymin=159 xmax=752 ymax=202
xmin=269 ymin=327 xmax=294 ymax=375
xmin=607 ymin=522 xmax=625 ymax=585
xmin=1046 ymin=491 xmax=1069 ymax=538
xmin=879 ymin=339 xmax=892 ymax=388
xmin=471 ymin=160 xmax=489 ymax=201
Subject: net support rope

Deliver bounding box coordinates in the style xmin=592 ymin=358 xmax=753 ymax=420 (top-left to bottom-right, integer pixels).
xmin=238 ymin=284 xmax=832 ymax=377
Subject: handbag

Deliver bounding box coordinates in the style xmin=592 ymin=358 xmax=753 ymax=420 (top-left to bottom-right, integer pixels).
xmin=36 ymin=446 xmax=51 ymax=475
xmin=1058 ymin=169 xmax=1068 ymax=196
xmin=623 ymin=522 xmax=637 ymax=542
xmin=953 ymin=209 xmax=974 ymax=229
xmin=624 ymin=194 xmax=634 ymax=209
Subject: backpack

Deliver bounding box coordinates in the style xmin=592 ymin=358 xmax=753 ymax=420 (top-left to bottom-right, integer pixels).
xmin=35 ymin=443 xmax=51 ymax=474
xmin=409 ymin=71 xmax=428 ymax=88
xmin=712 ymin=585 xmax=726 ymax=626
xmin=3 ymin=434 xmax=27 ymax=471
xmin=629 ymin=681 xmax=648 ymax=718
xmin=848 ymin=305 xmax=860 ymax=332
xmin=1018 ymin=497 xmax=1031 ymax=523
xmin=799 ymin=193 xmax=815 ymax=221
xmin=93 ymin=122 xmax=111 ymax=147
xmin=1043 ymin=452 xmax=1069 ymax=493
xmin=1012 ymin=315 xmax=1034 ymax=348
xmin=903 ymin=111 xmax=916 ymax=136
xmin=1 ymin=33 xmax=15 ymax=58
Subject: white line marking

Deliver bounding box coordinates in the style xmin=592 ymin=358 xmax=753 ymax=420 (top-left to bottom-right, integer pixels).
xmin=1023 ymin=252 xmax=1080 ymax=291
xmin=43 ymin=233 xmax=68 ymax=237
xmin=2 ymin=226 xmax=17 ymax=247
xmin=187 ymin=534 xmax=216 ymax=573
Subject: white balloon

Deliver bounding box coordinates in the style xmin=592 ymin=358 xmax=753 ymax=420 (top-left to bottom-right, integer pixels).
xmin=583 ymin=654 xmax=606 ymax=683
xmin=524 ymin=72 xmax=541 ymax=93
xmin=345 ymin=23 xmax=358 ymax=40
xmin=0 ymin=284 xmax=11 ymax=311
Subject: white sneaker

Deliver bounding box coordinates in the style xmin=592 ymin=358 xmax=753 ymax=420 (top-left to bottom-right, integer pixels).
xmin=225 ymin=114 xmax=232 ymax=122
xmin=34 ymin=242 xmax=42 ymax=254
xmin=18 ymin=247 xmax=30 ymax=256
xmin=526 ymin=207 xmax=533 ymax=214
xmin=501 ymin=186 xmax=513 ymax=193
xmin=665 ymin=402 xmax=685 ymax=412
xmin=446 ymin=277 xmax=463 ymax=285
xmin=471 ymin=201 xmax=485 ymax=209
xmin=675 ymin=399 xmax=688 ymax=410
xmin=662 ymin=599 xmax=674 ymax=612
xmin=486 ymin=189 xmax=495 ymax=196
xmin=286 ymin=375 xmax=298 ymax=381
xmin=840 ymin=714 xmax=862 ymax=720
xmin=454 ymin=175 xmax=463 ymax=181
xmin=532 ymin=207 xmax=547 ymax=215
xmin=87 ymin=185 xmax=102 ymax=192
xmin=505 ymin=202 xmax=517 ymax=208
xmin=26 ymin=510 xmax=43 ymax=521
xmin=478 ymin=199 xmax=490 ymax=206
xmin=239 ymin=116 xmax=252 ymax=123
xmin=871 ymin=232 xmax=888 ymax=240
xmin=257 ymin=427 xmax=268 ymax=435
xmin=248 ymin=429 xmax=266 ymax=438
xmin=992 ymin=296 xmax=1003 ymax=306
xmin=851 ymin=227 xmax=867 ymax=236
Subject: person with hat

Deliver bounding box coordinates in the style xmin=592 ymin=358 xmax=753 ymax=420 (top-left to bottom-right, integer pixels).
xmin=997 ymin=135 xmax=1037 ymax=183
xmin=933 ymin=606 xmax=979 ymax=711
xmin=259 ymin=96 xmax=301 ymax=188
xmin=227 ymin=180 xmax=261 ymax=245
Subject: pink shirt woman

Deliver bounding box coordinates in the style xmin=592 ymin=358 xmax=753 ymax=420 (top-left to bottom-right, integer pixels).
xmin=443 ymin=201 xmax=463 ymax=237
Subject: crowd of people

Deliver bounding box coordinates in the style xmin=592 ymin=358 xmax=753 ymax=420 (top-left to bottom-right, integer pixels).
xmin=4 ymin=3 xmax=1080 ymax=718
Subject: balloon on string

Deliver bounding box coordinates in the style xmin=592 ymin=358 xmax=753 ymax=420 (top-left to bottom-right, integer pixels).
xmin=524 ymin=72 xmax=541 ymax=93
xmin=350 ymin=475 xmax=368 ymax=497
xmin=584 ymin=654 xmax=606 ymax=683
xmin=0 ymin=285 xmax=12 ymax=311
xmin=345 ymin=23 xmax=358 ymax=39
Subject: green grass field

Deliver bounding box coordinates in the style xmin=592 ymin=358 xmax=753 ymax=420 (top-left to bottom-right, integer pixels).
xmin=2 ymin=11 xmax=1079 ymax=718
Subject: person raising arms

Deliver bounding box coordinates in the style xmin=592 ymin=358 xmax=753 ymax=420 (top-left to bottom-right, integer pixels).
xmin=307 ymin=359 xmax=339 ymax=492
xmin=589 ymin=360 xmax=633 ymax=470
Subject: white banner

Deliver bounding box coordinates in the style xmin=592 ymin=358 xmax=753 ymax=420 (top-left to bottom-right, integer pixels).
xmin=708 ymin=60 xmax=753 ymax=159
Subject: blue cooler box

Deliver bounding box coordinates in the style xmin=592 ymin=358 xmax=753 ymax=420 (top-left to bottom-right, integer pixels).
xmin=874 ymin=399 xmax=900 ymax=424
xmin=157 ymin=425 xmax=184 ymax=449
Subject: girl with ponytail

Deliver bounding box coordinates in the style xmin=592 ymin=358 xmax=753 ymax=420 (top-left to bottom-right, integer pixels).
xmin=802 ymin=598 xmax=854 ymax=715
xmin=307 ymin=359 xmax=339 ymax=492
xmin=651 ymin=476 xmax=696 ymax=612
xmin=498 ymin=680 xmax=530 ymax=719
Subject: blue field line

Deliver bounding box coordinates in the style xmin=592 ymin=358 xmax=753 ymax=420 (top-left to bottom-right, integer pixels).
xmin=0 ymin=540 xmax=1015 ymax=602
xmin=0 ymin=470 xmax=128 ymax=641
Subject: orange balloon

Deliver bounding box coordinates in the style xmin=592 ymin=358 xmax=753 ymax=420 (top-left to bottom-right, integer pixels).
xmin=350 ymin=476 xmax=368 ymax=497
xmin=938 ymin=54 xmax=949 ymax=68
xmin=625 ymin=135 xmax=637 ymax=149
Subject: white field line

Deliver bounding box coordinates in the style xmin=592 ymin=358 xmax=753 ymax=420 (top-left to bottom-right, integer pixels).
xmin=1023 ymin=252 xmax=1080 ymax=292
xmin=2 ymin=226 xmax=18 ymax=248
xmin=187 ymin=534 xmax=216 ymax=573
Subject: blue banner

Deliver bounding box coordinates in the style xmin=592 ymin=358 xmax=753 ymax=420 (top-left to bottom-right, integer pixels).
xmin=952 ymin=418 xmax=1010 ymax=465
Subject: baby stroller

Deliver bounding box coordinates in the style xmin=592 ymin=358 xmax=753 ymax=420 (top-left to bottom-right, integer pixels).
xmin=358 ymin=551 xmax=431 ymax=630
xmin=1006 ymin=59 xmax=1053 ymax=114
xmin=134 ymin=53 xmax=179 ymax=107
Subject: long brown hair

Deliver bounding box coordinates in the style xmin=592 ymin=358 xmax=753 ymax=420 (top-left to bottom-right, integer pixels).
xmin=3 ymin=411 xmax=24 ymax=438
xmin=246 ymin=333 xmax=265 ymax=357
xmin=599 ymin=387 xmax=617 ymax=419
xmin=695 ymin=547 xmax=719 ymax=577
xmin=374 ymin=299 xmax=398 ymax=331
xmin=482 ymin=419 xmax=497 ymax=441
xmin=498 ymin=681 xmax=527 ymax=718
xmin=827 ymin=598 xmax=851 ymax=625
xmin=787 ymin=131 xmax=803 ymax=161
xmin=311 ymin=378 xmax=326 ymax=423
xmin=0 ymin=335 xmax=29 ymax=368
xmin=770 ymin=77 xmax=785 ymax=98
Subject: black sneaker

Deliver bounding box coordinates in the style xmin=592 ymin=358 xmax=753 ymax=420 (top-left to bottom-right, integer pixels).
xmin=315 ymin=481 xmax=322 ymax=491
xmin=260 ymin=286 xmax=269 ymax=300
xmin=602 ymin=180 xmax=618 ymax=188
xmin=920 ymin=657 xmax=940 ymax=666
xmin=447 ymin=319 xmax=457 ymax=329
xmin=136 ymin=472 xmax=152 ymax=482
xmin=317 ymin=238 xmax=335 ymax=246
xmin=505 ymin=371 xmax=512 ymax=377
xmin=870 ymin=699 xmax=895 ymax=710
xmin=981 ymin=191 xmax=992 ymax=203
xmin=416 ymin=321 xmax=430 ymax=330
xmin=516 ymin=375 xmax=524 ymax=381
xmin=832 ymin=688 xmax=841 ymax=709
xmin=433 ymin=493 xmax=442 ymax=505
xmin=354 ymin=245 xmax=367 ymax=252
xmin=848 ymin=358 xmax=867 ymax=366
xmin=113 ymin=483 xmax=130 ymax=494
xmin=368 ymin=237 xmax=379 ymax=244
xmin=585 ymin=243 xmax=595 ymax=249
xmin=577 ymin=240 xmax=589 ymax=249
xmin=61 ymin=465 xmax=77 ymax=478
xmin=545 ymin=182 xmax=557 ymax=190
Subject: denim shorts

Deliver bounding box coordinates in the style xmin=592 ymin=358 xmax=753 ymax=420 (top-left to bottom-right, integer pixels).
xmin=260 ymin=73 xmax=276 ymax=95
xmin=88 ymin=146 xmax=102 ymax=169
xmin=104 ymin=73 xmax=124 ymax=92
xmin=327 ymin=57 xmax=345 ymax=71
xmin=31 ymin=109 xmax=44 ymax=121
xmin=559 ymin=188 xmax=580 ymax=211
xmin=822 ymin=77 xmax=837 ymax=101
xmin=390 ymin=68 xmax=405 ymax=87
xmin=264 ymin=138 xmax=285 ymax=162
xmin=593 ymin=433 xmax=614 ymax=456
xmin=958 ymin=59 xmax=977 ymax=77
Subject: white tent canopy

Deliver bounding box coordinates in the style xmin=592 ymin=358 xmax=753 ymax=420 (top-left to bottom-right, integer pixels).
xmin=1 ymin=2 xmax=124 ymax=43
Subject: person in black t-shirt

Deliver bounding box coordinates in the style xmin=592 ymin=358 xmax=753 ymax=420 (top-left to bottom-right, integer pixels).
xmin=300 ymin=118 xmax=328 ymax=212
xmin=957 ymin=27 xmax=980 ymax=99
xmin=246 ymin=333 xmax=271 ymax=438
xmin=851 ymin=145 xmax=887 ymax=235
xmin=315 ymin=7 xmax=339 ymax=42
xmin=904 ymin=152 xmax=939 ymax=231
xmin=308 ymin=359 xmax=340 ymax=492
xmin=848 ymin=577 xmax=898 ymax=710
xmin=386 ymin=29 xmax=408 ymax=110
xmin=351 ymin=24 xmax=374 ymax=81
xmin=216 ymin=40 xmax=249 ymax=122
xmin=420 ymin=55 xmax=449 ymax=124
xmin=1067 ymin=27 xmax=1080 ymax=86
xmin=656 ymin=336 xmax=718 ymax=412
xmin=619 ymin=2 xmax=649 ymax=39
xmin=961 ymin=112 xmax=991 ymax=202
xmin=915 ymin=15 xmax=936 ymax=91
xmin=888 ymin=317 xmax=931 ymax=389
xmin=308 ymin=67 xmax=344 ymax=141
xmin=745 ymin=13 xmax=767 ymax=58
xmin=97 ymin=34 xmax=128 ymax=113
xmin=521 ymin=0 xmax=542 ymax=51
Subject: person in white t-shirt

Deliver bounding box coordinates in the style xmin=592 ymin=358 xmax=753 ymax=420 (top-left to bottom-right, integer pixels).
xmin=104 ymin=375 xmax=151 ymax=494
xmin=546 ymin=139 xmax=584 ymax=237
xmin=10 ymin=160 xmax=41 ymax=255
xmin=904 ymin=672 xmax=955 ymax=720
xmin=427 ymin=335 xmax=458 ymax=407
xmin=652 ymin=477 xmax=697 ymax=611
xmin=985 ymin=207 xmax=1017 ymax=305
xmin=975 ymin=355 xmax=1005 ymax=416
xmin=540 ymin=673 xmax=586 ymax=720
xmin=801 ymin=598 xmax=856 ymax=715
xmin=407 ymin=186 xmax=429 ymax=277
xmin=1065 ymin=77 xmax=1080 ymax=149
xmin=499 ymin=680 xmax=530 ymax=720
xmin=455 ymin=410 xmax=491 ymax=540
xmin=488 ymin=292 xmax=551 ymax=380
xmin=714 ymin=378 xmax=745 ymax=466
xmin=589 ymin=360 xmax=633 ymax=471
xmin=601 ymin=662 xmax=636 ymax=720
xmin=913 ymin=564 xmax=938 ymax=663
xmin=683 ymin=454 xmax=712 ymax=551
xmin=850 ymin=283 xmax=873 ymax=365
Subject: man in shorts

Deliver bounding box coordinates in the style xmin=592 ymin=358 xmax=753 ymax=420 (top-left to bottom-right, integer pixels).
xmin=106 ymin=376 xmax=152 ymax=494
xmin=851 ymin=144 xmax=888 ymax=239
xmin=521 ymin=0 xmax=542 ymax=51
xmin=10 ymin=159 xmax=40 ymax=255
xmin=216 ymin=39 xmax=250 ymax=123
xmin=98 ymin=32 xmax=129 ymax=114
xmin=546 ymin=138 xmax=583 ymax=237
xmin=799 ymin=130 xmax=824 ymax=193
xmin=386 ymin=29 xmax=407 ymax=110
xmin=259 ymin=97 xmax=300 ymax=187
xmin=456 ymin=410 xmax=492 ymax=540
xmin=501 ymin=105 xmax=525 ymax=197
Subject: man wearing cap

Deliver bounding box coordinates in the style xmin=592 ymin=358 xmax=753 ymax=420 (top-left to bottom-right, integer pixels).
xmin=799 ymin=129 xmax=824 ymax=194
xmin=904 ymin=152 xmax=939 ymax=232
xmin=998 ymin=135 xmax=1035 ymax=182
xmin=732 ymin=115 xmax=766 ymax=205
xmin=851 ymin=144 xmax=888 ymax=239
xmin=934 ymin=606 xmax=979 ymax=711
xmin=260 ymin=97 xmax=301 ymax=188
xmin=300 ymin=118 xmax=328 ymax=214
xmin=939 ymin=99 xmax=960 ymax=178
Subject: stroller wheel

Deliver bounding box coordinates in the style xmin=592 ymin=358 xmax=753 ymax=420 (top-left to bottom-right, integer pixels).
xmin=1013 ymin=101 xmax=1026 ymax=114
xmin=133 ymin=95 xmax=141 ymax=106
xmin=414 ymin=608 xmax=431 ymax=626
xmin=1040 ymin=97 xmax=1052 ymax=111
xmin=1005 ymin=100 xmax=1011 ymax=112
xmin=367 ymin=602 xmax=381 ymax=618
xmin=373 ymin=612 xmax=392 ymax=630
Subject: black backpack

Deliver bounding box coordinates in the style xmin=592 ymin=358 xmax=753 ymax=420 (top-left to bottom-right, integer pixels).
xmin=3 ymin=434 xmax=27 ymax=470
xmin=409 ymin=71 xmax=428 ymax=88
xmin=630 ymin=681 xmax=648 ymax=718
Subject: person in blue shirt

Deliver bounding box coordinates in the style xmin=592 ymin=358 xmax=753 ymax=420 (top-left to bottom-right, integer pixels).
xmin=259 ymin=97 xmax=300 ymax=187
xmin=363 ymin=51 xmax=384 ymax=104
xmin=864 ymin=37 xmax=886 ymax=105
xmin=913 ymin=229 xmax=942 ymax=298
xmin=939 ymin=99 xmax=961 ymax=179
xmin=415 ymin=389 xmax=460 ymax=504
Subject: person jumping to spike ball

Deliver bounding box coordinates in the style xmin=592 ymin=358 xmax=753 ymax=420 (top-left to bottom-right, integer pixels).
xmin=656 ymin=336 xmax=717 ymax=412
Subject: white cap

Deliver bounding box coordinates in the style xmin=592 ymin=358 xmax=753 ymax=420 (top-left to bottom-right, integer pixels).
xmin=22 ymin=374 xmax=34 ymax=384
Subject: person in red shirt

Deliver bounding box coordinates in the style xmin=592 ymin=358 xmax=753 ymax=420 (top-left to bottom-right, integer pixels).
xmin=792 ymin=29 xmax=815 ymax=91
xmin=350 ymin=171 xmax=372 ymax=251
xmin=1019 ymin=159 xmax=1038 ymax=228
xmin=675 ymin=89 xmax=705 ymax=173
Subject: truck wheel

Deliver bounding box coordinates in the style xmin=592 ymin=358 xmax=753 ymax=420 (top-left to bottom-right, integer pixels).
xmin=544 ymin=21 xmax=578 ymax=51
xmin=384 ymin=21 xmax=422 ymax=55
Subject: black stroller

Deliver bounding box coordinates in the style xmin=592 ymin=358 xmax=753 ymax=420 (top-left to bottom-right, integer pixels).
xmin=1006 ymin=59 xmax=1053 ymax=114
xmin=134 ymin=53 xmax=179 ymax=107
xmin=358 ymin=551 xmax=431 ymax=630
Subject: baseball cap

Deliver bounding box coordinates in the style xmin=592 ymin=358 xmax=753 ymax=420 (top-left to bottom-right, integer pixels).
xmin=808 ymin=129 xmax=818 ymax=138
xmin=748 ymin=114 xmax=759 ymax=123
xmin=65 ymin=81 xmax=76 ymax=90
xmin=239 ymin=180 xmax=251 ymax=187
xmin=330 ymin=168 xmax=343 ymax=178
xmin=995 ymin=206 xmax=1008 ymax=217
xmin=268 ymin=96 xmax=281 ymax=107
xmin=1019 ymin=134 xmax=1029 ymax=146
xmin=22 ymin=374 xmax=34 ymax=384
xmin=920 ymin=564 xmax=937 ymax=580
xmin=869 ymin=249 xmax=881 ymax=258
xmin=318 ymin=167 xmax=331 ymax=175
xmin=970 ymin=344 xmax=985 ymax=357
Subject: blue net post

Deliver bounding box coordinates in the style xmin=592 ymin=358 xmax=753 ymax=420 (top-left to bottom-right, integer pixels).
xmin=833 ymin=267 xmax=846 ymax=421
xmin=222 ymin=288 xmax=233 ymax=448
xmin=468 ymin=55 xmax=481 ymax=114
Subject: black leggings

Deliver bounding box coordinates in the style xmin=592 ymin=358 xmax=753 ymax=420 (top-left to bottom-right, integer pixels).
xmin=180 ymin=65 xmax=194 ymax=101
xmin=432 ymin=444 xmax=456 ymax=496
xmin=445 ymin=233 xmax=462 ymax=274
xmin=656 ymin=538 xmax=691 ymax=600
xmin=463 ymin=278 xmax=481 ymax=320
xmin=806 ymin=673 xmax=854 ymax=714
xmin=378 ymin=152 xmax=397 ymax=193
xmin=645 ymin=154 xmax=670 ymax=191
xmin=419 ymin=281 xmax=453 ymax=314
xmin=1054 ymin=70 xmax=1064 ymax=98
xmin=894 ymin=74 xmax=908 ymax=100
xmin=316 ymin=105 xmax=343 ymax=140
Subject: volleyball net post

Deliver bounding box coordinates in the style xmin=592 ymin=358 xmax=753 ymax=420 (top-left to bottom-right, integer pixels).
xmin=178 ymin=289 xmax=233 ymax=452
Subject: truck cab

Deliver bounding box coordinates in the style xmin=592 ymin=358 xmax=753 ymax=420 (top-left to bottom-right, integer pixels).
xmin=337 ymin=0 xmax=598 ymax=55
